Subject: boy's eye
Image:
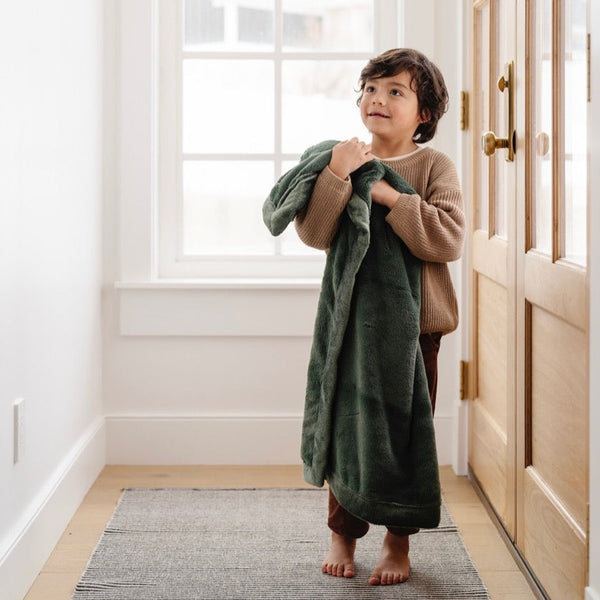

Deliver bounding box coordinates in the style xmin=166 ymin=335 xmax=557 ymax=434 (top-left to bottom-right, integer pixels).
xmin=365 ymin=85 xmax=376 ymax=93
xmin=390 ymin=89 xmax=403 ymax=97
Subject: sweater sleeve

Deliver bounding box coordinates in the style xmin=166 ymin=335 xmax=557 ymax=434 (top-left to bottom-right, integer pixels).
xmin=385 ymin=152 xmax=465 ymax=263
xmin=294 ymin=166 xmax=353 ymax=250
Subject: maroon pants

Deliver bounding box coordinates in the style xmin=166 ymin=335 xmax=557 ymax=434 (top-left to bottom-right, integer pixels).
xmin=327 ymin=332 xmax=442 ymax=539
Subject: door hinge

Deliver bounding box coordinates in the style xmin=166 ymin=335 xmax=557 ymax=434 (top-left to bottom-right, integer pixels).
xmin=586 ymin=502 xmax=590 ymax=583
xmin=459 ymin=360 xmax=471 ymax=400
xmin=587 ymin=501 xmax=590 ymax=534
xmin=460 ymin=91 xmax=469 ymax=130
xmin=587 ymin=34 xmax=591 ymax=102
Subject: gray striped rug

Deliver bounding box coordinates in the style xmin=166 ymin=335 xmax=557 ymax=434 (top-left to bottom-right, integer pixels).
xmin=72 ymin=488 xmax=489 ymax=599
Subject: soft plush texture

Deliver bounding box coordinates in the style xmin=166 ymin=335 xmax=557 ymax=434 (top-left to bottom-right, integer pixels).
xmin=294 ymin=146 xmax=465 ymax=335
xmin=263 ymin=140 xmax=441 ymax=528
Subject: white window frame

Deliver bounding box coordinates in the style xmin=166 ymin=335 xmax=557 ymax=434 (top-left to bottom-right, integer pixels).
xmin=114 ymin=1 xmax=440 ymax=336
xmin=156 ymin=0 xmax=402 ymax=280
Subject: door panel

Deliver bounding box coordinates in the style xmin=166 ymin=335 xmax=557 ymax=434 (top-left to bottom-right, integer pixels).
xmin=468 ymin=0 xmax=516 ymax=539
xmin=471 ymin=273 xmax=509 ymax=522
xmin=478 ymin=275 xmax=508 ymax=430
xmin=468 ymin=0 xmax=589 ymax=597
xmin=518 ymin=1 xmax=589 ymax=597
xmin=530 ymin=305 xmax=587 ymax=525
xmin=522 ymin=269 xmax=588 ymax=599
xmin=524 ymin=254 xmax=587 ymax=329
xmin=523 ymin=474 xmax=587 ymax=599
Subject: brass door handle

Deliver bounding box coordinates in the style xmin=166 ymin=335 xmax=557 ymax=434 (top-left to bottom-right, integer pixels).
xmin=482 ymin=131 xmax=509 ymax=156
xmin=481 ymin=60 xmax=515 ymax=162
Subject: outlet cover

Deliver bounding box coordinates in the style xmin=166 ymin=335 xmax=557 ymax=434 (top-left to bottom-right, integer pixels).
xmin=13 ymin=398 xmax=24 ymax=464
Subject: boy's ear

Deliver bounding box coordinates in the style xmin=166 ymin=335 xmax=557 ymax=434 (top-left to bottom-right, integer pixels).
xmin=419 ymin=109 xmax=431 ymax=124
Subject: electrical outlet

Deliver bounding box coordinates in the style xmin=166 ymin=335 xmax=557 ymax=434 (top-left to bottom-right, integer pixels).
xmin=13 ymin=398 xmax=24 ymax=464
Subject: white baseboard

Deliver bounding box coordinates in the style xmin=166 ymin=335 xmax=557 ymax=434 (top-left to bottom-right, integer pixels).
xmin=433 ymin=414 xmax=454 ymax=467
xmin=452 ymin=401 xmax=469 ymax=476
xmin=105 ymin=414 xmax=303 ymax=465
xmin=105 ymin=414 xmax=455 ymax=466
xmin=0 ymin=417 xmax=106 ymax=600
xmin=586 ymin=587 xmax=600 ymax=600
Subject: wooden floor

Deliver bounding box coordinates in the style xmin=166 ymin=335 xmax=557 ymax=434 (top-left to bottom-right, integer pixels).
xmin=24 ymin=465 xmax=537 ymax=600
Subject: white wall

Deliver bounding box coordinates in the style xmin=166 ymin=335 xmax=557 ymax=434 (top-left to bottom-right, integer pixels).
xmin=586 ymin=2 xmax=600 ymax=598
xmin=0 ymin=2 xmax=106 ymax=598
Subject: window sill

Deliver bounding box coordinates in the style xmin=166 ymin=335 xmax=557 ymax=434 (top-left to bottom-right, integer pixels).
xmin=115 ymin=277 xmax=322 ymax=291
xmin=115 ymin=279 xmax=321 ymax=337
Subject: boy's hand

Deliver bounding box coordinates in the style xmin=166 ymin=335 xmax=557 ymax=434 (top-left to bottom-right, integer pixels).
xmin=371 ymin=179 xmax=400 ymax=210
xmin=329 ymin=138 xmax=373 ymax=180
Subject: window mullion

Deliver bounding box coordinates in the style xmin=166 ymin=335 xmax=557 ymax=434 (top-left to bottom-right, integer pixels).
xmin=176 ymin=0 xmax=184 ymax=265
xmin=274 ymin=0 xmax=283 ymax=255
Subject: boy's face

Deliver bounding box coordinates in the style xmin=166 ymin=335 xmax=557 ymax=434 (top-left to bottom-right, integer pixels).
xmin=359 ymin=71 xmax=423 ymax=144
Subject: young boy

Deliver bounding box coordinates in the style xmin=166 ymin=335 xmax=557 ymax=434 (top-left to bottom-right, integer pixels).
xmin=294 ymin=48 xmax=464 ymax=586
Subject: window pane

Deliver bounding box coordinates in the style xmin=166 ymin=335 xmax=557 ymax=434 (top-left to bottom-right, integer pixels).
xmin=238 ymin=6 xmax=274 ymax=45
xmin=493 ymin=0 xmax=509 ymax=239
xmin=282 ymin=0 xmax=373 ymax=52
xmin=183 ymin=60 xmax=274 ymax=153
xmin=563 ymin=0 xmax=587 ymax=265
xmin=184 ymin=0 xmax=224 ymax=47
xmin=282 ymin=60 xmax=365 ymax=154
xmin=532 ymin=0 xmax=553 ymax=254
xmin=475 ymin=2 xmax=490 ymax=232
xmin=184 ymin=0 xmax=274 ymax=51
xmin=183 ymin=161 xmax=274 ymax=255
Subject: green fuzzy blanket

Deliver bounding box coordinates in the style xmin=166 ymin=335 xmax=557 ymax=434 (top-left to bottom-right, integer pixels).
xmin=263 ymin=140 xmax=441 ymax=528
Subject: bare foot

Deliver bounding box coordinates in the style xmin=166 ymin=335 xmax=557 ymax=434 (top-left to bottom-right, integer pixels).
xmin=368 ymin=531 xmax=410 ymax=585
xmin=321 ymin=531 xmax=356 ymax=578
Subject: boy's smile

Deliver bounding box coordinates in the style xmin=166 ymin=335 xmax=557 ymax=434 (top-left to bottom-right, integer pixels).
xmin=367 ymin=111 xmax=390 ymax=119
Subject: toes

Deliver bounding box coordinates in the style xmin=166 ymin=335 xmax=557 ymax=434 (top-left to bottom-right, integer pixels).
xmin=343 ymin=565 xmax=355 ymax=578
xmin=323 ymin=561 xmax=353 ymax=577
xmin=371 ymin=570 xmax=407 ymax=585
xmin=337 ymin=563 xmax=355 ymax=577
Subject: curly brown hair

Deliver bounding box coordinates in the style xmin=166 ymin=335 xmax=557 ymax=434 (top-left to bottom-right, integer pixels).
xmin=357 ymin=48 xmax=449 ymax=143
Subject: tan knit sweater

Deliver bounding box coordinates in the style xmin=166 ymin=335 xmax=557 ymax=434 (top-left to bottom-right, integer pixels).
xmin=295 ymin=146 xmax=465 ymax=334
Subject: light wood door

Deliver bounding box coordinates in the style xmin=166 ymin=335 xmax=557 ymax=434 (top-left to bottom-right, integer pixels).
xmin=469 ymin=0 xmax=517 ymax=539
xmin=468 ymin=1 xmax=590 ymax=598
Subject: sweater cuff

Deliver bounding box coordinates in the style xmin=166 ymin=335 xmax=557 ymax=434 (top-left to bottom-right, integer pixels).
xmin=386 ymin=192 xmax=418 ymax=228
xmin=310 ymin=166 xmax=353 ymax=216
xmin=321 ymin=166 xmax=353 ymax=194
